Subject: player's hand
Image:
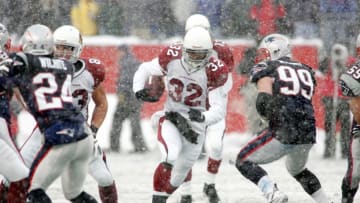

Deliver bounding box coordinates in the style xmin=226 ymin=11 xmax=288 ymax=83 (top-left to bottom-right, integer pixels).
xmin=188 ymin=108 xmax=205 ymax=122
xmin=165 ymin=111 xmax=199 ymax=144
xmin=135 ymin=88 xmax=159 ymax=102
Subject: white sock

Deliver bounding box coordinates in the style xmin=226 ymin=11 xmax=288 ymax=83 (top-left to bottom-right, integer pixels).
xmin=180 ymin=181 xmax=192 ymax=196
xmin=257 ymin=175 xmax=274 ymax=194
xmin=311 ymin=188 xmax=330 ymax=203
xmin=204 ymin=171 xmax=216 ymax=184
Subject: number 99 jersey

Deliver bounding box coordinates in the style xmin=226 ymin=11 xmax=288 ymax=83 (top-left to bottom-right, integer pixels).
xmin=250 ymin=57 xmax=317 ymax=144
xmin=340 ymin=61 xmax=360 ymax=97
xmin=71 ymin=57 xmax=105 ymax=119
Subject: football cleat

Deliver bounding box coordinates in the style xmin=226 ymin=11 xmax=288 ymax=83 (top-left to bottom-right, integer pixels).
xmin=180 ymin=195 xmax=192 ymax=203
xmin=203 ymin=183 xmax=221 ymax=203
xmin=265 ymin=184 xmax=288 ymax=203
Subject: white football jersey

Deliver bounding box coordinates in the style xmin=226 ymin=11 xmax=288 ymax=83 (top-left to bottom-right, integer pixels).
xmin=71 ymin=58 xmax=105 ymax=119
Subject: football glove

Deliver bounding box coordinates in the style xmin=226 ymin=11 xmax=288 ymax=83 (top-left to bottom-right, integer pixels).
xmin=165 ymin=111 xmax=199 ymax=144
xmin=135 ymin=88 xmax=159 ymax=102
xmin=188 ymin=108 xmax=205 ymax=122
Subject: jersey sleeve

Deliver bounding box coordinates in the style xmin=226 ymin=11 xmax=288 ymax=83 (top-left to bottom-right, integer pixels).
xmin=213 ymin=40 xmax=234 ymax=72
xmin=206 ymin=57 xmax=229 ymax=89
xmin=249 ymin=62 xmax=273 ymax=83
xmin=339 ymin=64 xmax=360 ymax=97
xmin=158 ymin=42 xmax=182 ymax=72
xmin=84 ymin=58 xmax=105 ymax=88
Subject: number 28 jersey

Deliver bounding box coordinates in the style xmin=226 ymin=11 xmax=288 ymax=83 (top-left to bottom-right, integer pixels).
xmin=250 ymin=57 xmax=317 ymax=144
xmin=71 ymin=57 xmax=105 ymax=120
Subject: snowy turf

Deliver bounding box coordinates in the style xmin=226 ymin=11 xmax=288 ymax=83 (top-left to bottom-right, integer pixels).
xmin=16 ymin=94 xmax=358 ymax=203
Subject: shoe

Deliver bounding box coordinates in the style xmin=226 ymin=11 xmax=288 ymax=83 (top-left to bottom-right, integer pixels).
xmin=180 ymin=195 xmax=192 ymax=203
xmin=0 ymin=181 xmax=8 ymax=202
xmin=203 ymin=183 xmax=221 ymax=203
xmin=265 ymin=184 xmax=288 ymax=203
xmin=342 ymin=196 xmax=354 ymax=203
xmin=152 ymin=195 xmax=168 ymax=203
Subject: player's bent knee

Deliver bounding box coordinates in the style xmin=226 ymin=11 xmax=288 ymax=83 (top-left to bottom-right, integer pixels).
xmin=70 ymin=191 xmax=97 ymax=203
xmin=27 ymin=189 xmax=52 ymax=203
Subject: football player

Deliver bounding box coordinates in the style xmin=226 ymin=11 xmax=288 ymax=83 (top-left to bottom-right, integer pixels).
xmin=234 ymin=34 xmax=331 ymax=203
xmin=339 ymin=33 xmax=360 ymax=203
xmin=0 ymin=24 xmax=96 ymax=202
xmin=53 ymin=25 xmax=117 ymax=203
xmin=133 ymin=27 xmax=229 ymax=203
xmin=19 ymin=25 xmax=117 ymax=203
xmin=0 ymin=23 xmax=29 ymax=203
xmin=178 ymin=14 xmax=234 ymax=203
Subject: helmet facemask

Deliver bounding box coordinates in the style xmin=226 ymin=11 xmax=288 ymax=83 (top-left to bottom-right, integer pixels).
xmin=54 ymin=44 xmax=79 ymax=63
xmin=183 ymin=48 xmax=211 ymax=72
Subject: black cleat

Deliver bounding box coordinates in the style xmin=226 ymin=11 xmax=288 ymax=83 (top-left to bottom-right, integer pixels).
xmin=152 ymin=195 xmax=168 ymax=203
xmin=203 ymin=183 xmax=221 ymax=203
xmin=180 ymin=195 xmax=192 ymax=203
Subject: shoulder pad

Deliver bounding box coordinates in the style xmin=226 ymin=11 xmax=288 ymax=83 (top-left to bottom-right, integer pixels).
xmin=158 ymin=43 xmax=182 ymax=71
xmin=83 ymin=58 xmax=105 ymax=87
xmin=206 ymin=57 xmax=229 ymax=88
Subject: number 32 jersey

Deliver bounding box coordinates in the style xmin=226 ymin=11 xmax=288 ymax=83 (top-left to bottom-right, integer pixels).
xmin=71 ymin=57 xmax=105 ymax=120
xmin=158 ymin=43 xmax=229 ymax=115
xmin=250 ymin=56 xmax=317 ymax=144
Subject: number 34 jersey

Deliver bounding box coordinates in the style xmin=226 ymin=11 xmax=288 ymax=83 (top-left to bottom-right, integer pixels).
xmin=71 ymin=57 xmax=105 ymax=120
xmin=250 ymin=56 xmax=317 ymax=144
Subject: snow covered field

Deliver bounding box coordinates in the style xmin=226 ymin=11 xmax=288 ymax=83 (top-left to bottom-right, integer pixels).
xmin=16 ymin=94 xmax=359 ymax=203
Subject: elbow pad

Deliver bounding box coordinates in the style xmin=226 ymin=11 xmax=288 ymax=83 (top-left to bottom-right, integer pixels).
xmin=256 ymin=92 xmax=274 ymax=119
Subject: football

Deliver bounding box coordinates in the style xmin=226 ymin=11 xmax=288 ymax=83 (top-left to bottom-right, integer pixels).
xmin=144 ymin=75 xmax=165 ymax=99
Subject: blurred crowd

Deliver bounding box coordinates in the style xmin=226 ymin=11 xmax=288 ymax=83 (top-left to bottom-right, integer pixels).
xmin=0 ymin=0 xmax=359 ymax=55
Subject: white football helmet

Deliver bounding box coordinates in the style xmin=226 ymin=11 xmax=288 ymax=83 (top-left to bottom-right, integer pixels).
xmin=21 ymin=24 xmax=54 ymax=55
xmin=182 ymin=27 xmax=213 ymax=72
xmin=185 ymin=14 xmax=210 ymax=31
xmin=0 ymin=23 xmax=10 ymax=51
xmin=255 ymin=33 xmax=291 ymax=63
xmin=53 ymin=25 xmax=83 ymax=63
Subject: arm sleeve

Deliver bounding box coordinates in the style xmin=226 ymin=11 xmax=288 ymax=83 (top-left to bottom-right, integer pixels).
xmin=203 ymin=86 xmax=228 ymax=126
xmin=132 ymin=58 xmax=164 ymax=93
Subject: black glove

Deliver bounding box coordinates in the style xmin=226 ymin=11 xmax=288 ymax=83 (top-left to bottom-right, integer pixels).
xmin=165 ymin=111 xmax=199 ymax=144
xmin=135 ymin=88 xmax=159 ymax=102
xmin=188 ymin=108 xmax=205 ymax=122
